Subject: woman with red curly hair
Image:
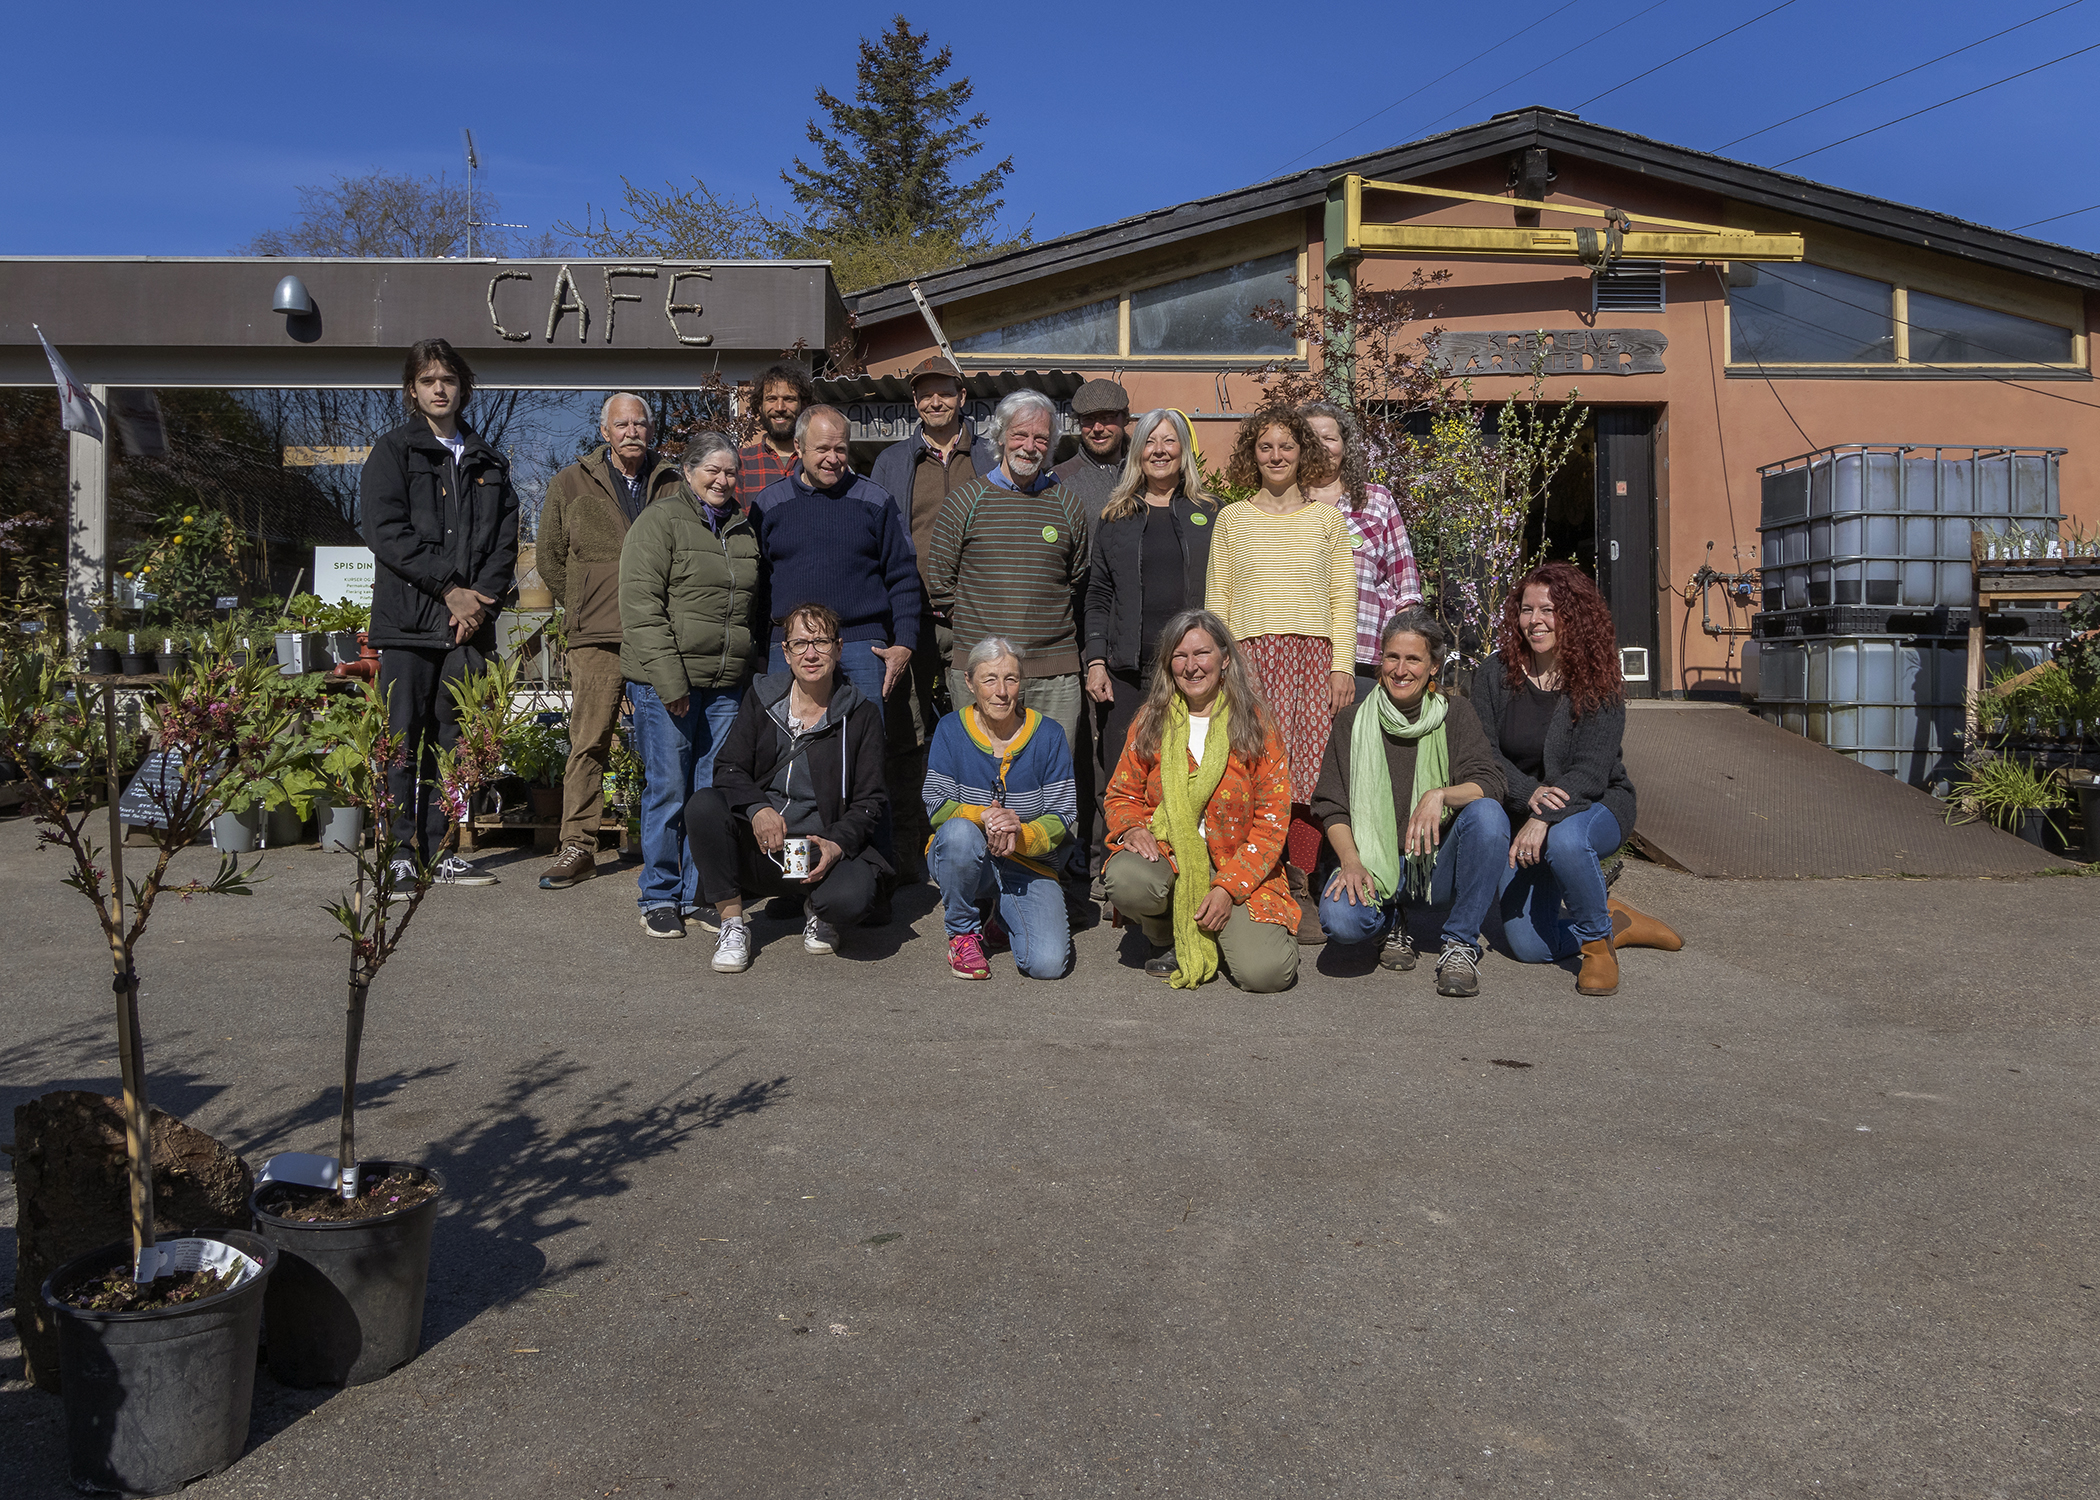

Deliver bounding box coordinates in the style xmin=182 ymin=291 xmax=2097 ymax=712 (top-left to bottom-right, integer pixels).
xmin=1469 ymin=563 xmax=1682 ymax=996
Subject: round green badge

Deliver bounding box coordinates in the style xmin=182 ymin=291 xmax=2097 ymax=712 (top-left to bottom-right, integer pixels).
xmin=1189 ymin=512 xmax=1208 ymax=526
xmin=1350 ymin=533 xmax=1366 ymax=549
xmin=1041 ymin=525 xmax=1059 ymax=543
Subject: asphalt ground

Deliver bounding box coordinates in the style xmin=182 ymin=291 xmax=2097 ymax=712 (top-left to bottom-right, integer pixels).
xmin=2 ymin=815 xmax=2096 ymax=1499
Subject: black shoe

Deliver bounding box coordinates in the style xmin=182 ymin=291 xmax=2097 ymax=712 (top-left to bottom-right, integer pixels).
xmin=642 ymin=908 xmax=685 ymax=940
xmin=1143 ymin=945 xmax=1178 ymax=979
xmin=1434 ymin=940 xmax=1481 ymax=997
xmin=684 ymin=906 xmax=720 ymax=934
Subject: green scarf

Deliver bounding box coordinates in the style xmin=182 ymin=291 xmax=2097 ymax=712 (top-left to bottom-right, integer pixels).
xmin=1349 ymin=687 xmax=1450 ymax=900
xmin=1149 ymin=696 xmax=1232 ymax=989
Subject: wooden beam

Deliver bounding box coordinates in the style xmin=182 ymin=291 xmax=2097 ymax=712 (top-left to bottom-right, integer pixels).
xmin=1353 ymin=223 xmax=1805 ymax=262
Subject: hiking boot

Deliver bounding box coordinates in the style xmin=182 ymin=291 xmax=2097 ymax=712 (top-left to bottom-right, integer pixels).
xmin=1144 ymin=945 xmax=1179 ymax=980
xmin=538 ymin=842 xmax=597 ymax=889
xmin=1286 ymin=866 xmax=1326 ymax=945
xmin=1434 ymin=940 xmax=1481 ymax=998
xmin=1379 ymin=927 xmax=1419 ymax=972
xmin=641 ymin=907 xmax=685 ymax=940
xmin=1577 ymin=936 xmax=1620 ymax=996
xmin=803 ymin=900 xmax=839 ymax=955
xmin=1607 ymin=897 xmax=1683 ymax=951
xmin=434 ymin=854 xmax=496 ymax=886
xmin=948 ymin=932 xmax=991 ymax=980
xmin=711 ymin=918 xmax=752 ymax=973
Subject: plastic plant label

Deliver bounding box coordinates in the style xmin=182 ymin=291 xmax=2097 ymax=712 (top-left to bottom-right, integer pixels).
xmin=134 ymin=1236 xmax=261 ymax=1287
xmin=258 ymin=1151 xmax=343 ymax=1190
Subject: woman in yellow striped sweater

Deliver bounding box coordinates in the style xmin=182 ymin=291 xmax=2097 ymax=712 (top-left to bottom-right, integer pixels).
xmin=1204 ymin=408 xmax=1358 ymax=938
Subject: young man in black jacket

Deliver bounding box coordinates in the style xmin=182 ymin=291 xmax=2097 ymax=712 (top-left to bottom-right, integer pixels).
xmin=360 ymin=338 xmax=519 ymax=885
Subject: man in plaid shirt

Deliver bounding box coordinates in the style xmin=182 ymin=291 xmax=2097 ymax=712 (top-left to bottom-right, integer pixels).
xmin=737 ymin=362 xmax=813 ymax=507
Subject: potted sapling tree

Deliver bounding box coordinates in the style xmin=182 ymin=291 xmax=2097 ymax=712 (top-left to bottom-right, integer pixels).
xmin=0 ymin=643 xmax=313 ymax=1495
xmin=247 ymin=658 xmax=519 ymax=1387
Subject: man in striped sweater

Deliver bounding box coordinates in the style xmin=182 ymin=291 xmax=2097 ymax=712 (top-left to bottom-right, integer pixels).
xmin=924 ymin=389 xmax=1091 ymax=759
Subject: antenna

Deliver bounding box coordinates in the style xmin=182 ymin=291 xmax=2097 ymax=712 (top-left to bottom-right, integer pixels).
xmin=459 ymin=127 xmax=526 ymax=259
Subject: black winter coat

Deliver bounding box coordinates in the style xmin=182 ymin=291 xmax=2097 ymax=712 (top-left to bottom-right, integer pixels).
xmin=360 ymin=419 xmax=519 ymax=649
xmin=709 ymin=672 xmax=892 ymax=874
xmin=1469 ymin=653 xmax=1637 ymax=841
xmin=1082 ymin=492 xmax=1216 ymax=675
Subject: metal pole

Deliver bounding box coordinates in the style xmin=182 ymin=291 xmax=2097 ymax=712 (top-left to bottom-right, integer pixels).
xmin=66 ymin=385 xmax=109 ymax=655
xmin=103 ymin=682 xmax=156 ymax=1274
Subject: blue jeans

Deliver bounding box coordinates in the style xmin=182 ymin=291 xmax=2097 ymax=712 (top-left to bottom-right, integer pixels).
xmin=630 ymin=682 xmax=742 ymax=913
xmin=1316 ymin=796 xmax=1504 ymax=953
xmin=769 ymin=639 xmax=896 ymax=869
xmin=1472 ymin=800 xmax=1622 ymax=962
xmin=927 ymin=819 xmax=1072 ymax=979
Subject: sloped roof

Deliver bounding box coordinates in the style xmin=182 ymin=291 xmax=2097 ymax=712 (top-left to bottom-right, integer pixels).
xmin=849 ymin=107 xmax=2100 ymax=323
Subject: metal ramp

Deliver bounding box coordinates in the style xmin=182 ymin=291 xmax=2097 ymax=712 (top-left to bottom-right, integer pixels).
xmin=1621 ymin=701 xmax=2070 ymax=879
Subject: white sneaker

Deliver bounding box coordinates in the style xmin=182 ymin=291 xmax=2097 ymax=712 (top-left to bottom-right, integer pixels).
xmin=712 ymin=918 xmax=752 ymax=973
xmin=802 ymin=900 xmax=838 ymax=956
xmin=433 ymin=854 xmax=497 ymax=886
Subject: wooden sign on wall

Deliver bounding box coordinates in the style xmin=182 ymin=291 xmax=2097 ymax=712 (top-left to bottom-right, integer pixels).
xmin=1433 ymin=329 xmax=1668 ymax=377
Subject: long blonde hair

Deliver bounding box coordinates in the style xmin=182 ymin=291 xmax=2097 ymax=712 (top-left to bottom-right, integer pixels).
xmin=1102 ymin=409 xmax=1213 ymax=523
xmin=1131 ymin=609 xmax=1275 ymax=765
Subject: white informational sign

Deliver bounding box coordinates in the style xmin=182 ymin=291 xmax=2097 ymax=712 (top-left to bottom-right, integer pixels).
xmin=314 ymin=546 xmax=376 ymax=606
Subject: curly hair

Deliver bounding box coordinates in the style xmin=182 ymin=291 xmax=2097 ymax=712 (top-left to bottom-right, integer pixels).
xmin=1224 ymin=406 xmax=1336 ymax=493
xmin=1296 ymin=400 xmax=1370 ymax=509
xmin=1497 ymin=562 xmax=1625 ymax=720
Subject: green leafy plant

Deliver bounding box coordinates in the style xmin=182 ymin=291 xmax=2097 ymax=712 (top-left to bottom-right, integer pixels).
xmin=120 ymin=506 xmax=245 ymax=627
xmin=503 ymin=717 xmax=568 ymax=786
xmin=1945 ymin=750 xmax=2068 ymax=839
xmin=312 ymin=599 xmax=371 ymax=634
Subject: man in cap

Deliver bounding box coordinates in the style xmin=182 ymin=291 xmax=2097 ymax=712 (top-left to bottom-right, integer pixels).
xmin=1051 ymin=378 xmax=1131 ymax=520
xmin=869 ymin=356 xmax=981 ymax=874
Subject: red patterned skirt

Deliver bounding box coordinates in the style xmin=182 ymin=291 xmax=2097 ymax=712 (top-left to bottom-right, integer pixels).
xmin=1240 ymin=633 xmax=1334 ymax=806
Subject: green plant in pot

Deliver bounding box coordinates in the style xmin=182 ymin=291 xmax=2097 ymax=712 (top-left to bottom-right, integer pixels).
xmin=1945 ymin=750 xmax=2069 ymax=848
xmin=248 ymin=657 xmax=520 ymax=1388
xmin=505 ymin=715 xmax=568 ymax=820
xmin=0 ymin=645 xmax=314 ymax=1494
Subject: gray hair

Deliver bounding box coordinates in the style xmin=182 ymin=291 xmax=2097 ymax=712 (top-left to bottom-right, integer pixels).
xmin=1103 ymin=408 xmax=1211 ymax=522
xmin=1379 ymin=606 xmax=1447 ymax=661
xmin=679 ymin=430 xmax=739 ymax=473
xmin=794 ymin=403 xmax=848 ymax=445
xmin=600 ymin=391 xmax=649 ymax=427
xmin=987 ymin=390 xmax=1058 ymax=453
xmin=965 ymin=636 xmax=1021 ymax=679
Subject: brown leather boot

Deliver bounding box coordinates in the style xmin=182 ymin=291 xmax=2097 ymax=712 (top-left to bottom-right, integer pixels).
xmin=538 ymin=842 xmax=598 ymax=890
xmin=1287 ymin=865 xmax=1326 ymax=945
xmin=1576 ymin=936 xmax=1620 ymax=996
xmin=1608 ymin=897 xmax=1683 ymax=951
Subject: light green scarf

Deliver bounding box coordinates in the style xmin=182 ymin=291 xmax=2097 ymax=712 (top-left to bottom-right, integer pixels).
xmin=1349 ymin=687 xmax=1450 ymax=900
xmin=1150 ymin=695 xmax=1232 ymax=989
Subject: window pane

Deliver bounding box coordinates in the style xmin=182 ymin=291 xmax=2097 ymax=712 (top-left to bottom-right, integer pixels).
xmin=1908 ymin=290 xmax=2073 ymax=365
xmin=1130 ymin=252 xmax=1296 ymax=356
xmin=1730 ymin=263 xmax=1895 ymax=364
xmin=953 ymin=298 xmax=1118 ymax=357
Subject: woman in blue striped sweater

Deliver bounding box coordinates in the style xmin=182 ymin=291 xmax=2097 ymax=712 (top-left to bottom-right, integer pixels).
xmin=923 ymin=637 xmax=1077 ymax=981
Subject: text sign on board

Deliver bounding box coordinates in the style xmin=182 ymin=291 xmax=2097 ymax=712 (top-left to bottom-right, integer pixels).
xmin=314 ymin=547 xmax=376 ymax=607
xmin=117 ymin=747 xmax=186 ymax=830
xmin=1430 ymin=328 xmax=1669 ymax=376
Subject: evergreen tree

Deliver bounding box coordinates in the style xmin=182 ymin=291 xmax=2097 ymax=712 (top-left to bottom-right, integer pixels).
xmin=783 ymin=16 xmax=1014 ymax=243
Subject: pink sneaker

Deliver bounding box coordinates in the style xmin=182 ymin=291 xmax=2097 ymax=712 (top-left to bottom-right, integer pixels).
xmin=948 ymin=932 xmax=991 ymax=980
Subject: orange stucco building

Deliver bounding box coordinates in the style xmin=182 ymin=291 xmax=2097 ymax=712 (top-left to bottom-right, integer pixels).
xmin=843 ymin=108 xmax=2100 ymax=699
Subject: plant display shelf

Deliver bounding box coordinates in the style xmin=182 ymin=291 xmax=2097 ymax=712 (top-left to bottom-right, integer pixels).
xmin=460 ymin=811 xmax=631 ymax=853
xmin=1964 ymin=536 xmax=2100 ymax=741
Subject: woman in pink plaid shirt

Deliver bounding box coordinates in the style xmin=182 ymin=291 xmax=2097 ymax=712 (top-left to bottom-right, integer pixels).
xmin=1298 ymin=402 xmax=1424 ymax=702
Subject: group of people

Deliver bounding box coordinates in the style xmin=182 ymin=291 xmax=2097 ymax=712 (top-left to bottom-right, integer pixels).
xmin=361 ymin=337 xmax=1682 ymax=997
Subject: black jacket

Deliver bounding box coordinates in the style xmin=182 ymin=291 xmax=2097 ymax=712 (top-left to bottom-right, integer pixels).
xmin=710 ymin=672 xmax=892 ymax=874
xmin=1082 ymin=492 xmax=1216 ymax=675
xmin=1469 ymin=653 xmax=1637 ymax=840
xmin=360 ymin=418 xmax=520 ymax=650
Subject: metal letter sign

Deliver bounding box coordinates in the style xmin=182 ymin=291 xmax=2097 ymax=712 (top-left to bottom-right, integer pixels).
xmin=1431 ymin=329 xmax=1667 ymax=377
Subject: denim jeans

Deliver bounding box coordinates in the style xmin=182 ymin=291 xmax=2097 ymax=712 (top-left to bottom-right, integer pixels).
xmin=769 ymin=640 xmax=896 ymax=869
xmin=927 ymin=819 xmax=1072 ymax=979
xmin=1315 ymin=796 xmax=1504 ymax=953
xmin=1471 ymin=799 xmax=1622 ymax=962
xmin=630 ymin=682 xmax=742 ymax=913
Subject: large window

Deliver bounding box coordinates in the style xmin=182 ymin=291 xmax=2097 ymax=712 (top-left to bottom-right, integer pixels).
xmin=953 ymin=298 xmax=1118 ymax=357
xmin=1907 ymin=289 xmax=2075 ymax=365
xmin=1730 ymin=263 xmax=1896 ymax=365
xmin=953 ymin=250 xmax=1302 ymax=363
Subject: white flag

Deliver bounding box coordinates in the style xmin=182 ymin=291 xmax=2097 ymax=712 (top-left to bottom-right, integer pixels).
xmin=33 ymin=324 xmax=103 ymax=441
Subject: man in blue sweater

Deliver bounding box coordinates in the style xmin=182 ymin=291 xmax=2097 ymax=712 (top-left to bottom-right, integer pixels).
xmin=749 ymin=403 xmax=922 ymax=912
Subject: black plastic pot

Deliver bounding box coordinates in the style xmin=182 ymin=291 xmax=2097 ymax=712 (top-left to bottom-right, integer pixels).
xmin=41 ymin=1230 xmax=276 ymax=1496
xmin=2015 ymin=809 xmax=2048 ymax=848
xmin=159 ymin=652 xmax=190 ymax=677
xmin=249 ymin=1161 xmax=445 ymax=1387
xmin=2076 ymin=784 xmax=2100 ymax=863
xmin=86 ymin=647 xmax=120 ymax=675
xmin=120 ymin=651 xmax=155 ymax=677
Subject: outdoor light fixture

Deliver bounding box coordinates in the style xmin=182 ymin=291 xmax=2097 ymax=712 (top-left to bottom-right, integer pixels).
xmin=272 ymin=274 xmax=315 ymax=315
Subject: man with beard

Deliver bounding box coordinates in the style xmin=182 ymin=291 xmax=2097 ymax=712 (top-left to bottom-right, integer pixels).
xmin=737 ymin=362 xmax=813 ymax=508
xmin=1050 ymin=378 xmax=1130 ymax=519
xmin=535 ymin=392 xmax=681 ymax=891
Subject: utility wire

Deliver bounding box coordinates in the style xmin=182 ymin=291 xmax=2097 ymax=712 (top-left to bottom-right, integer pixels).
xmin=1772 ymin=40 xmax=2100 ymax=165
xmin=1274 ymin=0 xmax=1586 ymax=175
xmin=1715 ymin=1 xmax=2086 ymax=150
xmin=1411 ymin=0 xmax=1678 ymax=138
xmin=2014 ymin=202 xmax=2100 ymax=230
xmin=1575 ymin=0 xmax=1803 ymax=110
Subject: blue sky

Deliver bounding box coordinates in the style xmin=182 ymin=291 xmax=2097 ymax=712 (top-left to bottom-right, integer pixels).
xmin=4 ymin=0 xmax=2098 ymax=256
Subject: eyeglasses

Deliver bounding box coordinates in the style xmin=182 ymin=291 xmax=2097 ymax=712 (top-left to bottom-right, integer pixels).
xmin=785 ymin=637 xmax=838 ymax=655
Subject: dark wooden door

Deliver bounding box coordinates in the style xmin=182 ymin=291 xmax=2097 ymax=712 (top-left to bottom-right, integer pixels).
xmin=1593 ymin=408 xmax=1659 ymax=699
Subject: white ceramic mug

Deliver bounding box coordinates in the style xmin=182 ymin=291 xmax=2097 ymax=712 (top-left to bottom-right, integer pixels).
xmin=770 ymin=836 xmax=812 ymax=881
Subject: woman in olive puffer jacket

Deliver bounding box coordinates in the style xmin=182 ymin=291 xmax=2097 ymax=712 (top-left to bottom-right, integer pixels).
xmin=617 ymin=432 xmax=768 ymax=934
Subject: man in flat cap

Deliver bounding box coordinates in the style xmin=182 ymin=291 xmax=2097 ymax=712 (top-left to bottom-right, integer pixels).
xmin=1051 ymin=378 xmax=1130 ymax=521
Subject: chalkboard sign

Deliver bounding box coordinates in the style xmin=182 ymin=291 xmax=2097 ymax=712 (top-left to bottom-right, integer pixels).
xmin=116 ymin=747 xmax=187 ymax=829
